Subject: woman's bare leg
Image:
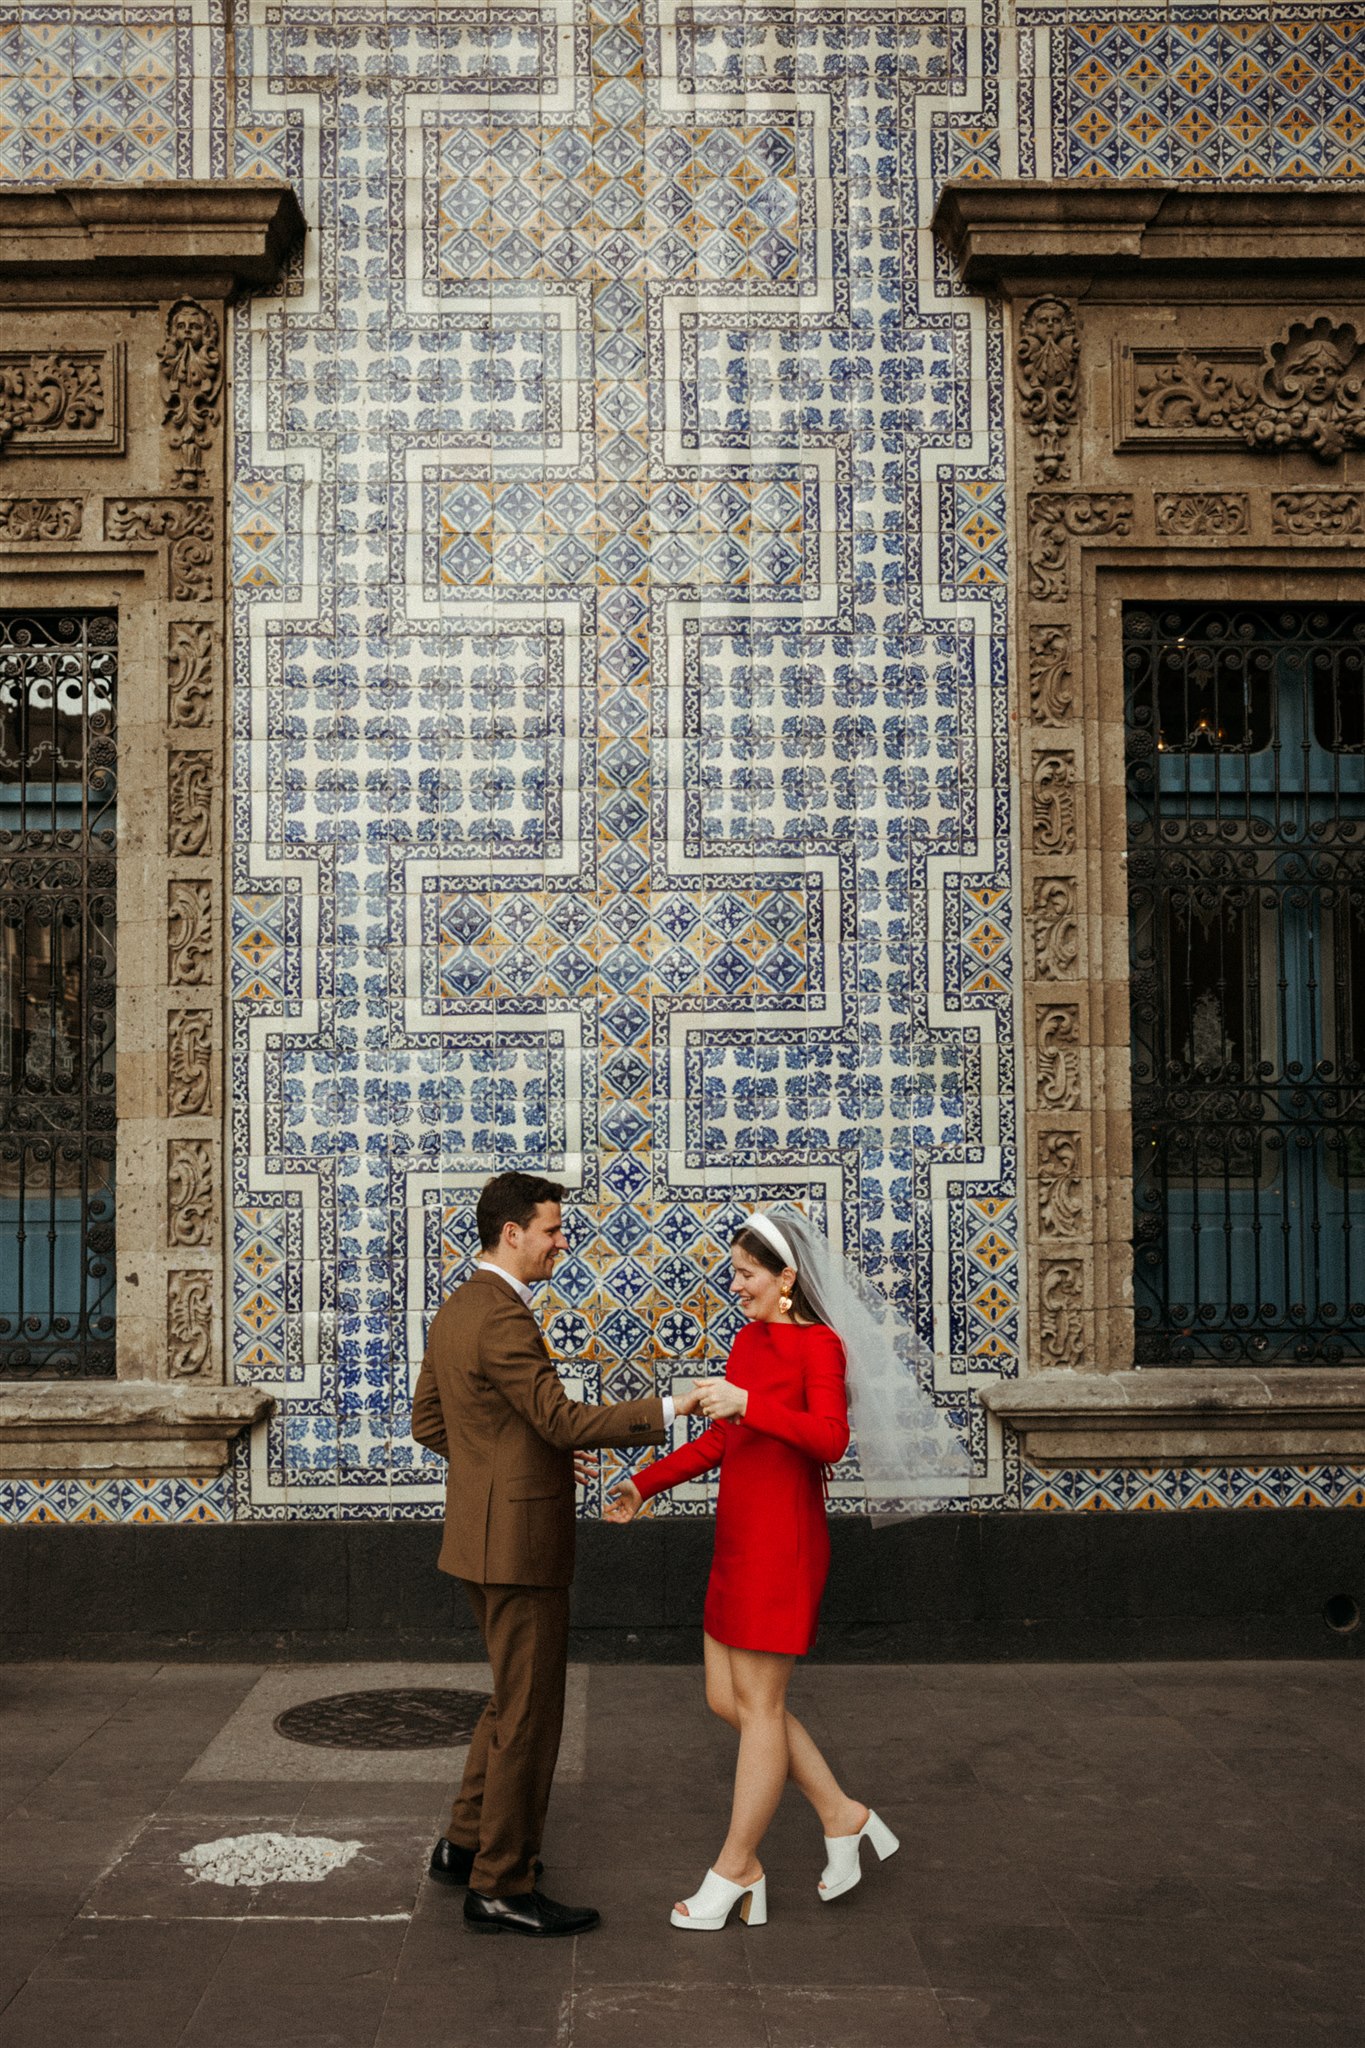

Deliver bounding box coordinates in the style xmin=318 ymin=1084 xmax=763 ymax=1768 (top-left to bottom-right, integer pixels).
xmin=677 ymin=1637 xmax=869 ymax=1913
xmin=709 ymin=1645 xmax=792 ymax=1888
xmin=704 ymin=1631 xmax=864 ymax=1837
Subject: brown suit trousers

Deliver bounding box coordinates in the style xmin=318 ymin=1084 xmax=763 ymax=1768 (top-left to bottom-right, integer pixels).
xmin=447 ymin=1581 xmax=569 ymax=1897
xmin=411 ymin=1269 xmax=665 ymax=1895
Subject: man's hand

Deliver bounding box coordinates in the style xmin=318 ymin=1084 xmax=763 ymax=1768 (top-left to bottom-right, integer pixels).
xmin=671 ymin=1385 xmax=702 ymax=1418
xmin=573 ymin=1449 xmax=598 ymax=1488
xmin=696 ymin=1377 xmax=747 ymax=1422
xmin=604 ymin=1479 xmax=642 ymax=1524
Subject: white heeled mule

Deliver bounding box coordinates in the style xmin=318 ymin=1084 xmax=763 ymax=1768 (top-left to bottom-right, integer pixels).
xmin=818 ymin=1810 xmax=899 ymax=1902
xmin=670 ymin=1867 xmax=768 ymax=1931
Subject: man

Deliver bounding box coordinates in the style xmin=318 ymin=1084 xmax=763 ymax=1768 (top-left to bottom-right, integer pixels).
xmin=411 ymin=1170 xmax=694 ymax=1937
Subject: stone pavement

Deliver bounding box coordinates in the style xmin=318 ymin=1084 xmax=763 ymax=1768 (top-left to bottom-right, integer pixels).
xmin=0 ymin=1659 xmax=1359 ymax=2048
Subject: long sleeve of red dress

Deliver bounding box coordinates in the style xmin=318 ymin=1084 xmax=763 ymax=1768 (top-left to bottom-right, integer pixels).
xmin=743 ymin=1325 xmax=849 ymax=1465
xmin=632 ymin=1418 xmax=728 ymax=1501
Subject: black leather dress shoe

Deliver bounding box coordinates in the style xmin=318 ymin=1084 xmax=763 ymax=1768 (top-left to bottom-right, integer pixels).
xmin=429 ymin=1839 xmax=542 ymax=1888
xmin=464 ymin=1888 xmax=600 ymax=1938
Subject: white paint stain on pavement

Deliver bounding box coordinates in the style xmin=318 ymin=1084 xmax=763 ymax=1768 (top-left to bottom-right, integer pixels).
xmin=179 ymin=1832 xmax=364 ymax=1886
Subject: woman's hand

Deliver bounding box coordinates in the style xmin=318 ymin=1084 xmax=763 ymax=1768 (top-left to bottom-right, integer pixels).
xmin=604 ymin=1479 xmax=643 ymax=1524
xmin=696 ymin=1377 xmax=748 ymax=1422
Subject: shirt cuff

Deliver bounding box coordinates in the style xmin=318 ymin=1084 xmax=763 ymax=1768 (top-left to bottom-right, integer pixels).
xmin=661 ymin=1395 xmax=676 ymax=1429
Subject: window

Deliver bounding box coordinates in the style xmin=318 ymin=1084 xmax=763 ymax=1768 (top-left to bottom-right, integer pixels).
xmin=0 ymin=611 xmax=117 ymax=1378
xmin=1126 ymin=602 xmax=1365 ymax=1365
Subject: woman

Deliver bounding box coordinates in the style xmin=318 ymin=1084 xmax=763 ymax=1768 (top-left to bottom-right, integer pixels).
xmin=605 ymin=1211 xmax=901 ymax=1930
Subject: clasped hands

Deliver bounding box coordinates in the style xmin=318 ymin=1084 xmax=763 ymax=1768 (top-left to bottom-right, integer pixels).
xmin=600 ymin=1376 xmax=746 ymax=1524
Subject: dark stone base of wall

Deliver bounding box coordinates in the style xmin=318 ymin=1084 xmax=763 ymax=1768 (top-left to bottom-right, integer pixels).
xmin=1 ymin=1511 xmax=1361 ymax=1661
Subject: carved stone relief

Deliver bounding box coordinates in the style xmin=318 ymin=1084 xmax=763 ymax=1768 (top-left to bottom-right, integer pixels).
xmin=1123 ymin=315 xmax=1365 ymax=462
xmin=167 ymin=1270 xmax=214 ymax=1378
xmin=168 ymin=750 xmax=213 ymax=858
xmin=1028 ymin=625 xmax=1074 ymax=725
xmin=1037 ymin=1260 xmax=1084 ymax=1368
xmin=168 ymin=880 xmax=213 ymax=985
xmin=1272 ymin=490 xmax=1365 ymax=536
xmin=1036 ymin=1005 xmax=1081 ymax=1111
xmin=168 ymin=1139 xmax=215 ymax=1247
xmin=158 ymin=302 xmax=223 ymax=492
xmin=1031 ymin=877 xmax=1079 ymax=983
xmin=1154 ymin=491 xmax=1249 ymax=537
xmin=168 ymin=1011 xmax=213 ymax=1117
xmin=1037 ymin=1131 xmax=1084 ymax=1238
xmin=1016 ymin=297 xmax=1078 ymax=482
xmin=167 ymin=620 xmax=214 ymax=725
xmin=1032 ymin=752 xmax=1077 ymax=855
xmin=0 ymin=498 xmax=82 ymax=542
xmin=104 ymin=497 xmax=214 ymax=601
xmin=0 ymin=347 xmax=121 ymax=455
xmin=1028 ymin=493 xmax=1133 ymax=602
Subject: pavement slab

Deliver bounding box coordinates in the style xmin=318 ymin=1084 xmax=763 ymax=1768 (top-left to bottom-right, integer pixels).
xmin=0 ymin=1658 xmax=1356 ymax=2047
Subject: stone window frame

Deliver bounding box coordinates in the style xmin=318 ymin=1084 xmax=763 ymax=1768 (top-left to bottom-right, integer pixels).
xmin=0 ymin=186 xmax=303 ymax=1482
xmin=934 ymin=183 xmax=1365 ymax=1468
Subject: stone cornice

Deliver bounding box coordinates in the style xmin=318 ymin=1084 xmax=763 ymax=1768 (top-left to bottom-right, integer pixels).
xmin=0 ymin=1384 xmax=274 ymax=1479
xmin=933 ymin=181 xmax=1365 ymax=294
xmin=0 ymin=184 xmax=306 ymax=303
xmin=982 ymin=1371 xmax=1365 ymax=1468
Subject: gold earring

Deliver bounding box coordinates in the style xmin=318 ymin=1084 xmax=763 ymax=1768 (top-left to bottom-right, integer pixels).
xmin=778 ymin=1280 xmax=793 ymax=1316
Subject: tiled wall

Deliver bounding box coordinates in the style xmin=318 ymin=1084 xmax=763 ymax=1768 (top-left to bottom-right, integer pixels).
xmin=3 ymin=0 xmax=1363 ymax=1524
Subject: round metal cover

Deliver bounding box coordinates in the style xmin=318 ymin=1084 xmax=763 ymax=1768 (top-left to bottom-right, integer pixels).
xmin=273 ymin=1687 xmax=491 ymax=1751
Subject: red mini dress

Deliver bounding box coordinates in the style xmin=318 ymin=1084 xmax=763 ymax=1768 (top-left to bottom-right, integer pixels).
xmin=632 ymin=1320 xmax=850 ymax=1656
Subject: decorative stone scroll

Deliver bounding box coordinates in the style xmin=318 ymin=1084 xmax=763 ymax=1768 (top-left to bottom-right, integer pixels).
xmin=0 ymin=498 xmax=82 ymax=542
xmin=168 ymin=1011 xmax=213 ymax=1117
xmin=1037 ymin=1131 xmax=1084 ymax=1239
xmin=1036 ymin=1005 xmax=1081 ymax=1111
xmin=104 ymin=497 xmax=214 ymax=602
xmin=1272 ymin=491 xmax=1365 ymax=537
xmin=1032 ymin=752 xmax=1077 ymax=855
xmin=1016 ymin=297 xmax=1078 ymax=482
xmin=1125 ymin=316 xmax=1365 ymax=463
xmin=1154 ymin=492 xmax=1249 ymax=538
xmin=168 ymin=750 xmax=213 ymax=858
xmin=1028 ymin=625 xmax=1074 ymax=725
xmin=1028 ymin=493 xmax=1133 ymax=602
xmin=0 ymin=347 xmax=121 ymax=455
xmin=168 ymin=880 xmax=213 ymax=985
xmin=1031 ymin=877 xmax=1079 ymax=983
xmin=158 ymin=302 xmax=224 ymax=492
xmin=1037 ymin=1260 xmax=1084 ymax=1369
xmin=167 ymin=1270 xmax=214 ymax=1378
xmin=167 ymin=621 xmax=214 ymax=726
xmin=168 ymin=1140 xmax=215 ymax=1247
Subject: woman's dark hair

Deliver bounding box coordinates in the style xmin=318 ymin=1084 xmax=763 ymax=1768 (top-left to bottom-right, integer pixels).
xmin=730 ymin=1226 xmax=824 ymax=1325
xmin=477 ymin=1171 xmax=566 ymax=1251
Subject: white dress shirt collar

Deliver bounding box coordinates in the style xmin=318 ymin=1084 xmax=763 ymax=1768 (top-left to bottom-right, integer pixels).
xmin=475 ymin=1260 xmax=535 ymax=1309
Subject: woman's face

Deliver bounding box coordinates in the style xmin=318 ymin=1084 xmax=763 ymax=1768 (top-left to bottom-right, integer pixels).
xmin=730 ymin=1243 xmax=789 ymax=1322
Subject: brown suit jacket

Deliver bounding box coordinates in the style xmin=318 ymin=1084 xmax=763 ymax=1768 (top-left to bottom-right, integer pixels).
xmin=411 ymin=1268 xmax=665 ymax=1587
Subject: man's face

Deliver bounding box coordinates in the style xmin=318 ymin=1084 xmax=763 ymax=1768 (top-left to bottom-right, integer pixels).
xmin=503 ymin=1200 xmax=568 ymax=1283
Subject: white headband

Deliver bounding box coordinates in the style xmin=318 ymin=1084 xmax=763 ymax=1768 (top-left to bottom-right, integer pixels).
xmin=744 ymin=1211 xmax=797 ymax=1273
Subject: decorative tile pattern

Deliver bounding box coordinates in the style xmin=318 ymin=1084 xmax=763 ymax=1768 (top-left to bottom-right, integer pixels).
xmin=0 ymin=11 xmax=195 ymax=181
xmin=0 ymin=1475 xmax=232 ymax=1523
xmin=225 ymin=0 xmax=1013 ymax=1518
xmin=1055 ymin=18 xmax=1365 ymax=181
xmin=0 ymin=0 xmax=1355 ymax=1525
xmin=1023 ymin=1464 xmax=1365 ymax=1511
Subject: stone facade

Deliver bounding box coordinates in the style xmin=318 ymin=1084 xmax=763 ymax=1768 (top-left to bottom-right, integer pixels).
xmin=0 ymin=188 xmax=302 ymax=1481
xmin=0 ymin=5 xmax=1361 ymax=1527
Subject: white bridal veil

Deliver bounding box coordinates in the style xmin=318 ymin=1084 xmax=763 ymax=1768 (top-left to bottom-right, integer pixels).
xmin=744 ymin=1203 xmax=973 ymax=1514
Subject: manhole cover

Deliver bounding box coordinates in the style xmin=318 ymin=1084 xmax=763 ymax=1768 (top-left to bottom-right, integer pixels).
xmin=273 ymin=1687 xmax=491 ymax=1751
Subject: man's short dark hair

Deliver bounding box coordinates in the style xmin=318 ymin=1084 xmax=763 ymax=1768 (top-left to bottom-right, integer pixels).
xmin=476 ymin=1172 xmax=566 ymax=1252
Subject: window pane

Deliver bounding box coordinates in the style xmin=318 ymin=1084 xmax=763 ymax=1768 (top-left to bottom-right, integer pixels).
xmin=0 ymin=611 xmax=116 ymax=1380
